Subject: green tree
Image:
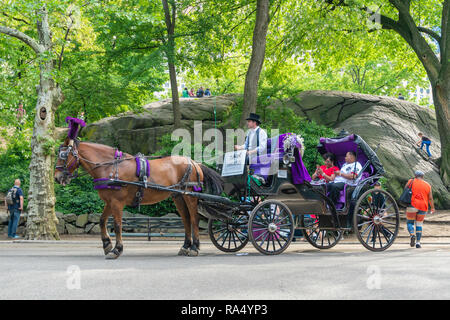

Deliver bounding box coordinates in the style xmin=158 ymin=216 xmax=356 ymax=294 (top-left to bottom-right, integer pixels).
xmin=315 ymin=0 xmax=449 ymax=186
xmin=0 ymin=2 xmax=66 ymax=239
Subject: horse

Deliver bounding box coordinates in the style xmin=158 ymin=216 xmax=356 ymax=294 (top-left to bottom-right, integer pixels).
xmin=54 ymin=137 xmax=224 ymax=259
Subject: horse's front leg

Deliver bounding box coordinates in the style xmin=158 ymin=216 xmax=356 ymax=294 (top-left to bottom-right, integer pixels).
xmin=172 ymin=195 xmax=192 ymax=256
xmin=106 ymin=207 xmax=124 ymax=260
xmin=184 ymin=196 xmax=200 ymax=257
xmin=100 ymin=205 xmax=113 ymax=256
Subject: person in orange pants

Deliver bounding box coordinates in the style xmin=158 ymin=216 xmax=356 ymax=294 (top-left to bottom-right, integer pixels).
xmin=405 ymin=170 xmax=435 ymax=248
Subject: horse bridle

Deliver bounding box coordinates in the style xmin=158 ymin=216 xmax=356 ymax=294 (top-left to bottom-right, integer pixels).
xmin=55 ymin=141 xmax=80 ymax=179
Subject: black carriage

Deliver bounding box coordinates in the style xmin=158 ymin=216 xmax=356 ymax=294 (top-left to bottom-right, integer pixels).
xmin=203 ymin=132 xmax=400 ymax=255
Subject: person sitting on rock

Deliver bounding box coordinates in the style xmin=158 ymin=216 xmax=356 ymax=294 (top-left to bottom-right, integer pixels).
xmin=327 ymin=151 xmax=362 ymax=207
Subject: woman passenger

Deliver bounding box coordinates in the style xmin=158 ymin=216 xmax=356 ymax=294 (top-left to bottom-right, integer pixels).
xmin=312 ymin=152 xmax=339 ymax=183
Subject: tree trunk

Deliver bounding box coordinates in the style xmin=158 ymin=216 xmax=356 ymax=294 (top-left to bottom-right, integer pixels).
xmin=433 ymin=74 xmax=450 ymax=187
xmin=162 ymin=0 xmax=181 ymax=129
xmin=24 ymin=7 xmax=64 ymax=240
xmin=239 ymin=0 xmax=270 ymax=128
xmin=168 ymin=59 xmax=181 ymax=128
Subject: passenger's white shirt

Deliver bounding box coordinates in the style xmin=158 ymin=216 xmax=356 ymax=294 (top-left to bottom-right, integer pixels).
xmin=334 ymin=161 xmax=362 ymax=186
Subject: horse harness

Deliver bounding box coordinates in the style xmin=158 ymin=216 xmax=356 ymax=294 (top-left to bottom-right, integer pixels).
xmin=91 ymin=148 xmax=203 ymax=210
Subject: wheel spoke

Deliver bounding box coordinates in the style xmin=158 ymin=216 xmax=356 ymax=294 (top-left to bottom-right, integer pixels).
xmin=235 ymin=229 xmax=248 ymax=239
xmin=213 ymin=226 xmax=228 ymax=234
xmin=221 ymin=230 xmax=229 ymax=247
xmin=216 ymin=230 xmax=228 ymax=242
xmin=358 ymin=220 xmax=373 ymax=228
xmin=254 ymin=230 xmax=269 ymax=241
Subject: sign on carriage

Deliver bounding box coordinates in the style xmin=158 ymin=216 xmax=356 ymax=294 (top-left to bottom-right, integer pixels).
xmin=221 ymin=150 xmax=247 ymax=176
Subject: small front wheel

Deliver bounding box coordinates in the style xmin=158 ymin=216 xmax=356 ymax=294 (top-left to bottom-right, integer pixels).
xmin=208 ymin=214 xmax=249 ymax=253
xmin=248 ymin=200 xmax=294 ymax=255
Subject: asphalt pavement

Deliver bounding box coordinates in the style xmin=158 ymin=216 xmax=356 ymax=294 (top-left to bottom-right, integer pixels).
xmin=1 ymin=238 xmax=450 ymax=300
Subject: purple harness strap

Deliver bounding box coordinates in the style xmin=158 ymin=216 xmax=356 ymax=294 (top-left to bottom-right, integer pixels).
xmin=93 ymin=149 xmax=124 ymax=190
xmin=93 ymin=178 xmax=121 ymax=190
xmin=135 ymin=157 xmax=150 ymax=178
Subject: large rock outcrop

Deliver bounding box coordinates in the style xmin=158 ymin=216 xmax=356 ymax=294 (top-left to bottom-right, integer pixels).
xmin=81 ymin=95 xmax=238 ymax=155
xmin=279 ymin=90 xmax=448 ymax=208
xmin=81 ymin=91 xmax=449 ymax=208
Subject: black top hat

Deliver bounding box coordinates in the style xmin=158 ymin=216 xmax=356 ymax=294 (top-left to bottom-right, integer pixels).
xmin=246 ymin=113 xmax=261 ymax=124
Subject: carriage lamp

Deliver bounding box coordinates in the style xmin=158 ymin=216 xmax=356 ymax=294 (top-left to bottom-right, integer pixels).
xmin=283 ymin=153 xmax=290 ymax=165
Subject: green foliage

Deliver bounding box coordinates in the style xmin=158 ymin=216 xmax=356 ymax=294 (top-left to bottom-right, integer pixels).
xmin=0 ymin=128 xmax=31 ymax=208
xmin=54 ymin=173 xmax=104 ymax=214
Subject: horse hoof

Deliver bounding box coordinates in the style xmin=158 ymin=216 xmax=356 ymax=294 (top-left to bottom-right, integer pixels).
xmin=105 ymin=249 xmax=121 ymax=260
xmin=188 ymin=249 xmax=199 ymax=257
xmin=103 ymin=243 xmax=113 ymax=255
xmin=178 ymin=247 xmax=190 ymax=256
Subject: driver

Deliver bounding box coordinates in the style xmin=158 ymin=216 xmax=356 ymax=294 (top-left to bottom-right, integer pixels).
xmin=327 ymin=151 xmax=362 ymax=206
xmin=234 ymin=113 xmax=268 ymax=184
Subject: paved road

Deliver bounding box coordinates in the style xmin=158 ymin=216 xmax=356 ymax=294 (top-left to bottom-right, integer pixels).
xmin=0 ymin=239 xmax=449 ymax=300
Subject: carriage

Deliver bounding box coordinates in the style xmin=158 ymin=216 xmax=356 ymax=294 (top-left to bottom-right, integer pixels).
xmin=202 ymin=132 xmax=400 ymax=255
xmin=56 ymin=117 xmax=399 ymax=258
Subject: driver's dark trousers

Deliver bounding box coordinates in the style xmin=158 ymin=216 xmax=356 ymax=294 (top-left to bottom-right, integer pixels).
xmin=327 ymin=182 xmax=346 ymax=204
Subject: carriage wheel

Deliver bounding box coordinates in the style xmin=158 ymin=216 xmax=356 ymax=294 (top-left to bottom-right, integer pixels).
xmin=248 ymin=200 xmax=294 ymax=255
xmin=299 ymin=214 xmax=342 ymax=249
xmin=353 ymin=188 xmax=399 ymax=252
xmin=208 ymin=214 xmax=249 ymax=253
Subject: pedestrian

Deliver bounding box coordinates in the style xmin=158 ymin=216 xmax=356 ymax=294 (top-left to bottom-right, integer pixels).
xmin=405 ymin=170 xmax=435 ymax=248
xmin=4 ymin=179 xmax=24 ymax=239
xmin=182 ymin=87 xmax=189 ymax=98
xmin=189 ymin=88 xmax=195 ymax=97
xmin=398 ymin=93 xmax=405 ymax=100
xmin=416 ymin=132 xmax=432 ymax=157
xmin=196 ymin=87 xmax=204 ymax=98
xmin=204 ymin=88 xmax=211 ymax=97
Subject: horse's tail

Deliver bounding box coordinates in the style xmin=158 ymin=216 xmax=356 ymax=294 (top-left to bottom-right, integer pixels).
xmin=199 ymin=164 xmax=224 ymax=195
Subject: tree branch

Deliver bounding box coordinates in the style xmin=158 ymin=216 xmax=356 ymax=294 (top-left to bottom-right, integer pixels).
xmin=417 ymin=26 xmax=441 ymax=44
xmin=58 ymin=12 xmax=74 ymax=70
xmin=0 ymin=25 xmax=43 ymax=53
xmin=441 ymin=0 xmax=449 ymax=61
xmin=2 ymin=12 xmax=30 ymax=25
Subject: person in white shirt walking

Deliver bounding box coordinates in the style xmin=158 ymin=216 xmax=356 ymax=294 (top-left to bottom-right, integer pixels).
xmin=327 ymin=151 xmax=362 ymax=206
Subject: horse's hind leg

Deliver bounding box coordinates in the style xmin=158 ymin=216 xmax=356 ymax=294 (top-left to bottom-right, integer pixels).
xmin=100 ymin=204 xmax=113 ymax=255
xmin=172 ymin=195 xmax=192 ymax=256
xmin=184 ymin=195 xmax=200 ymax=257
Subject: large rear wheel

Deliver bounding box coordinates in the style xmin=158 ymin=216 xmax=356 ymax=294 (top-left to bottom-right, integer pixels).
xmin=353 ymin=188 xmax=399 ymax=251
xmin=248 ymin=200 xmax=294 ymax=255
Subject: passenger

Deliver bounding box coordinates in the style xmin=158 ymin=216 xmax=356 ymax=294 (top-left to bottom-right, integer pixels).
xmin=312 ymin=152 xmax=339 ymax=183
xmin=327 ymin=151 xmax=362 ymax=206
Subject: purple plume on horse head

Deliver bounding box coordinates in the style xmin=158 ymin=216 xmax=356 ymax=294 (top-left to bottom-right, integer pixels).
xmin=65 ymin=117 xmax=86 ymax=140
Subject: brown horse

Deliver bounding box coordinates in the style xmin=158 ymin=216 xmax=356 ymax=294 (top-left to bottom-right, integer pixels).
xmin=54 ymin=137 xmax=223 ymax=259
